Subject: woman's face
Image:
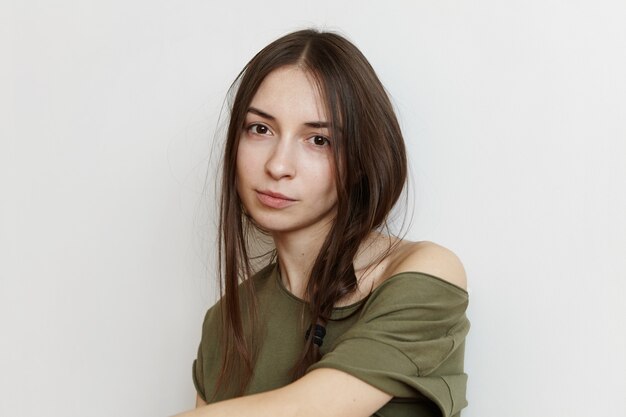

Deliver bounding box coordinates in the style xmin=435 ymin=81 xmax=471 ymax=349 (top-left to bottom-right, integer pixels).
xmin=236 ymin=66 xmax=338 ymax=237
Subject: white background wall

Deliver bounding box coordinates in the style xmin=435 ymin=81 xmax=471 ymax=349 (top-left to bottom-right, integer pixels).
xmin=2 ymin=1 xmax=625 ymax=416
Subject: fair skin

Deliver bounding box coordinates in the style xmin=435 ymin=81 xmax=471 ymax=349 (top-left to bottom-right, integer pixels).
xmin=235 ymin=66 xmax=339 ymax=297
xmin=174 ymin=66 xmax=466 ymax=417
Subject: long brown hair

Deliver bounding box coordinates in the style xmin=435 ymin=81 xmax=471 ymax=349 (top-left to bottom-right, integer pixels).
xmin=215 ymin=29 xmax=407 ymax=397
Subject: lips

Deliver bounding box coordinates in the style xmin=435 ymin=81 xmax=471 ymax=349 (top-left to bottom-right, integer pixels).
xmin=256 ymin=190 xmax=297 ymax=209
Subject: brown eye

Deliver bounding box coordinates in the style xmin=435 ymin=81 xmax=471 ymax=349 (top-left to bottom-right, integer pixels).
xmin=248 ymin=124 xmax=270 ymax=135
xmin=311 ymin=135 xmax=330 ymax=147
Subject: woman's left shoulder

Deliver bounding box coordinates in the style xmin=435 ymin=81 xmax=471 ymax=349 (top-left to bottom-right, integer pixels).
xmin=386 ymin=240 xmax=467 ymax=291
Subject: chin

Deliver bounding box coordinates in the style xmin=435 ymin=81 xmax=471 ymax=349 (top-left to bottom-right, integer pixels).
xmin=248 ymin=216 xmax=297 ymax=234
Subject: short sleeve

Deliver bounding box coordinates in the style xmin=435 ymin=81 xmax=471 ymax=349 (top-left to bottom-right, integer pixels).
xmin=190 ymin=270 xmax=269 ymax=404
xmin=307 ymin=273 xmax=470 ymax=417
xmin=192 ymin=304 xmax=221 ymax=403
xmin=192 ymin=357 xmax=206 ymax=402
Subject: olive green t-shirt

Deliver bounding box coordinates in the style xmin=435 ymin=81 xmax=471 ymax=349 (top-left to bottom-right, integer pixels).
xmin=193 ymin=263 xmax=470 ymax=417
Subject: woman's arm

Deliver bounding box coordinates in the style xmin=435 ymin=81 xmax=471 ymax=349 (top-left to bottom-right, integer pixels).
xmin=195 ymin=394 xmax=207 ymax=408
xmin=176 ymin=368 xmax=392 ymax=417
xmin=180 ymin=241 xmax=465 ymax=417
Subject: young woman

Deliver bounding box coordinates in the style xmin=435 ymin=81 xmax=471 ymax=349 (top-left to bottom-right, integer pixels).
xmin=175 ymin=29 xmax=470 ymax=417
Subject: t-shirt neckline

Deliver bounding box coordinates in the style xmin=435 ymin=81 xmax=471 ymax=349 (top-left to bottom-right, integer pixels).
xmin=271 ymin=262 xmax=468 ymax=312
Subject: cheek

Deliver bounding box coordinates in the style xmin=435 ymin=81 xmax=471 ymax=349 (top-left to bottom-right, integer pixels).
xmin=236 ymin=142 xmax=256 ymax=182
xmin=322 ymin=156 xmax=338 ymax=197
xmin=314 ymin=162 xmax=337 ymax=201
xmin=235 ymin=145 xmax=251 ymax=200
xmin=236 ymin=142 xmax=246 ymax=174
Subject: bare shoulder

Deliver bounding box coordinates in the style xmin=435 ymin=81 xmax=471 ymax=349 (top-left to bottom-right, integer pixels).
xmin=387 ymin=240 xmax=467 ymax=290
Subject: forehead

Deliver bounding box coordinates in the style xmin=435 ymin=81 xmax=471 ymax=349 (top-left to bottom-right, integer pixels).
xmin=249 ymin=66 xmax=329 ymax=123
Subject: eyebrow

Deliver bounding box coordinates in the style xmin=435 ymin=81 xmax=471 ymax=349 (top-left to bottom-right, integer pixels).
xmin=247 ymin=107 xmax=331 ymax=128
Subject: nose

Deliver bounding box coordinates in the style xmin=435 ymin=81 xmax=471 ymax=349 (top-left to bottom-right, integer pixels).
xmin=265 ymin=137 xmax=295 ymax=180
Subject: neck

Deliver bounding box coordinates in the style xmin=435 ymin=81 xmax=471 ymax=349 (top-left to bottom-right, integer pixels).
xmin=272 ymin=225 xmax=330 ymax=300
